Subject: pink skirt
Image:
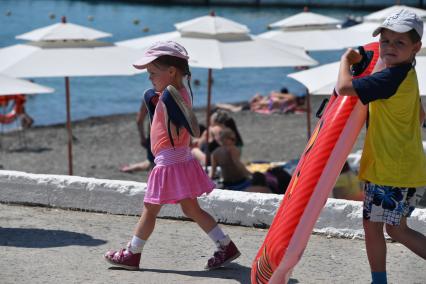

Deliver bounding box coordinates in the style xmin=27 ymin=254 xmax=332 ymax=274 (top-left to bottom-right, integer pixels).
xmin=144 ymin=147 xmax=216 ymax=204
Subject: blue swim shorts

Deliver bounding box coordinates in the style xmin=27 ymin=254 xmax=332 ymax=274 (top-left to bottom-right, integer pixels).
xmin=363 ymin=182 xmax=425 ymax=226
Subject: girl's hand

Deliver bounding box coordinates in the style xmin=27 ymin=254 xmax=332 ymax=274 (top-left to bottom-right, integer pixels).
xmin=341 ymin=48 xmax=362 ymax=65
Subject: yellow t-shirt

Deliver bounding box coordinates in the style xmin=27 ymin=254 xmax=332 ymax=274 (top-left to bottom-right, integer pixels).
xmin=354 ymin=65 xmax=426 ymax=187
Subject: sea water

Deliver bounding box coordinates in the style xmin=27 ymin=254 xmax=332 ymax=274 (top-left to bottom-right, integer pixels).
xmin=0 ymin=0 xmax=368 ymax=126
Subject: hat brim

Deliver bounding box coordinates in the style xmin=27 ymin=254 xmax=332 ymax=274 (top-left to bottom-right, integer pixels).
xmin=133 ymin=55 xmax=158 ymax=70
xmin=372 ymin=25 xmax=413 ymax=37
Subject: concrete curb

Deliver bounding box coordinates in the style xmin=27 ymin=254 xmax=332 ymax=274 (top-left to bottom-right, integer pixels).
xmin=1 ymin=170 xmax=425 ymax=238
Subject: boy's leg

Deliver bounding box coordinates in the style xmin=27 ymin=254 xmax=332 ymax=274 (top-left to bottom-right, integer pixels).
xmin=386 ymin=217 xmax=426 ymax=259
xmin=385 ymin=187 xmax=426 ymax=259
xmin=362 ymin=182 xmax=388 ymax=282
xmin=363 ymin=219 xmax=387 ymax=272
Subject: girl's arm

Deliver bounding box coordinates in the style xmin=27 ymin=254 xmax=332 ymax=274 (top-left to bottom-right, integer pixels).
xmin=137 ymin=103 xmax=148 ymax=148
xmin=336 ymin=48 xmax=362 ymax=96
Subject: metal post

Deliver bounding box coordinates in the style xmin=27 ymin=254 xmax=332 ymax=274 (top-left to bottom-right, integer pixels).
xmin=306 ymin=88 xmax=311 ymax=140
xmin=65 ymin=77 xmax=73 ymax=175
xmin=205 ymin=68 xmax=213 ymax=171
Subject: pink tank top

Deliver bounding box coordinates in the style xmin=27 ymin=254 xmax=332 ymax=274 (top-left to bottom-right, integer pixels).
xmin=150 ymin=87 xmax=191 ymax=156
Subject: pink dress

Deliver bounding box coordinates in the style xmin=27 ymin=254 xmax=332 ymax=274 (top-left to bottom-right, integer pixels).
xmin=144 ymin=87 xmax=215 ymax=204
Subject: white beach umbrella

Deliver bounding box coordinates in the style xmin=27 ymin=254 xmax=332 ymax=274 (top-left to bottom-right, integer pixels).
xmin=288 ymin=58 xmax=426 ymax=96
xmin=268 ymin=11 xmax=341 ymax=30
xmin=0 ymin=18 xmax=144 ymax=175
xmin=118 ymin=14 xmax=317 ymax=143
xmin=363 ymin=5 xmax=426 ymax=22
xmin=0 ymin=74 xmax=54 ymax=96
xmin=259 ymin=21 xmax=381 ymax=51
xmin=16 ymin=22 xmax=111 ymax=41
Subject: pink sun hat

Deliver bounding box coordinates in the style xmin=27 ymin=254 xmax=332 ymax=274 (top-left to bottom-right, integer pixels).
xmin=133 ymin=41 xmax=189 ymax=70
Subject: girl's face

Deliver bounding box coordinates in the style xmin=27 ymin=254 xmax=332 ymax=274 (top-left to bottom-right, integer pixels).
xmin=379 ymin=29 xmax=421 ymax=67
xmin=146 ymin=63 xmax=174 ymax=92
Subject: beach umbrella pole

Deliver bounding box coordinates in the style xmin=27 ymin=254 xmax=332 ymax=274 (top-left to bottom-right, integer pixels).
xmin=205 ymin=68 xmax=213 ymax=171
xmin=65 ymin=76 xmax=73 ymax=175
xmin=306 ymin=88 xmax=311 ymax=140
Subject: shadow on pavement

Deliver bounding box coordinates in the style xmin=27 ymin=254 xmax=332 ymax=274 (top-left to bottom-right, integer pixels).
xmin=0 ymin=227 xmax=106 ymax=248
xmin=110 ymin=262 xmax=251 ymax=283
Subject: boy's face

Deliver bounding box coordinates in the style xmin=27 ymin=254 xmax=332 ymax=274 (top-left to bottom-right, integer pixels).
xmin=379 ymin=29 xmax=422 ymax=67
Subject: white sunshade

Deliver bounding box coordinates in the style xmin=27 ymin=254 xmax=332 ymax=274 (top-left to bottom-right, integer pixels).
xmin=259 ymin=21 xmax=381 ymax=51
xmin=118 ymin=15 xmax=317 ymax=69
xmin=364 ymin=5 xmax=426 ymax=22
xmin=0 ymin=74 xmax=54 ymax=96
xmin=0 ymin=42 xmax=144 ymax=78
xmin=268 ymin=11 xmax=341 ymax=30
xmin=288 ymin=58 xmax=426 ymax=96
xmin=175 ymin=15 xmax=250 ymax=40
xmin=16 ymin=22 xmax=112 ymax=41
xmin=119 ymin=33 xmax=317 ymax=69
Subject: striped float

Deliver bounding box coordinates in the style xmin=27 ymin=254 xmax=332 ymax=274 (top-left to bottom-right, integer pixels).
xmin=251 ymin=42 xmax=380 ymax=283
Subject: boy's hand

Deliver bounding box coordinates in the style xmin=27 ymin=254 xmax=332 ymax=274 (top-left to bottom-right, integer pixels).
xmin=342 ymin=48 xmax=363 ymax=65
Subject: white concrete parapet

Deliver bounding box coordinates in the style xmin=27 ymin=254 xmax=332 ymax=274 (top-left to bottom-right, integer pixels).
xmin=1 ymin=170 xmax=425 ymax=238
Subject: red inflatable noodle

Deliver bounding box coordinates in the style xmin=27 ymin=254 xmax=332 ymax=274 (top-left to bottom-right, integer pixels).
xmin=251 ymin=42 xmax=380 ymax=284
xmin=0 ymin=94 xmax=26 ymax=124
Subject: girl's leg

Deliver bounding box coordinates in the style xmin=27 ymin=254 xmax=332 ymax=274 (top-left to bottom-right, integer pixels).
xmin=363 ymin=219 xmax=387 ymax=272
xmin=104 ymin=202 xmax=162 ymax=270
xmin=386 ymin=217 xmax=426 ymax=259
xmin=134 ymin=202 xmax=162 ymax=240
xmin=179 ymin=198 xmax=241 ymax=270
xmin=179 ymin=198 xmax=217 ymax=233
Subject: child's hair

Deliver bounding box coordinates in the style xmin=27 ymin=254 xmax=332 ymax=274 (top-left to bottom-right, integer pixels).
xmin=408 ymin=29 xmax=422 ymax=43
xmin=153 ymin=55 xmax=194 ymax=102
xmin=219 ymin=127 xmax=236 ymax=144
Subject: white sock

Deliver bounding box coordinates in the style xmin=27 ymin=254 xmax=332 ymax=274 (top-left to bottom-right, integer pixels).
xmin=207 ymin=225 xmax=230 ymax=247
xmin=128 ymin=235 xmax=146 ymax=253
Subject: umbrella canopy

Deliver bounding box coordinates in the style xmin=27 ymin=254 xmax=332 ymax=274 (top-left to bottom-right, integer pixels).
xmin=288 ymin=57 xmax=426 ymax=96
xmin=268 ymin=11 xmax=341 ymax=30
xmin=259 ymin=21 xmax=382 ymax=51
xmin=16 ymin=22 xmax=111 ymax=41
xmin=363 ymin=5 xmax=426 ymax=22
xmin=118 ymin=14 xmax=317 ymax=149
xmin=0 ymin=41 xmax=144 ymax=77
xmin=117 ymin=17 xmax=317 ymax=69
xmin=0 ymin=19 xmax=144 ymax=175
xmin=0 ymin=74 xmax=54 ymax=96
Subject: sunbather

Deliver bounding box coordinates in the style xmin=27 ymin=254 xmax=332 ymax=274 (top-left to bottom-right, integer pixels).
xmin=216 ymin=87 xmax=303 ymax=114
xmin=210 ymin=128 xmax=271 ymax=193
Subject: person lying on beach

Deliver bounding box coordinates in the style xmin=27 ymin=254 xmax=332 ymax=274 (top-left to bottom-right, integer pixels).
xmin=215 ymin=87 xmax=303 ymax=114
xmin=210 ymin=128 xmax=271 ymax=193
xmin=191 ymin=109 xmax=243 ymax=166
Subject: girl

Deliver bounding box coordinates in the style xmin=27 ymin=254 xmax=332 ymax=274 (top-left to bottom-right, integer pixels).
xmin=104 ymin=41 xmax=240 ymax=271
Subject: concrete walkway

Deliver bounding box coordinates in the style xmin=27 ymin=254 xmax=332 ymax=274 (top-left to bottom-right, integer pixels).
xmin=0 ymin=203 xmax=425 ymax=284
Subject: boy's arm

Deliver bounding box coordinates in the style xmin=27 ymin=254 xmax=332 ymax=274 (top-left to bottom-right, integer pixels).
xmin=420 ymin=101 xmax=425 ymax=125
xmin=336 ymin=48 xmax=362 ymax=96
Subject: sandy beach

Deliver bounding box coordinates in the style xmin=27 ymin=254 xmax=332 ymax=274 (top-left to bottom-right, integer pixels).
xmin=1 ymin=96 xmax=425 ymax=184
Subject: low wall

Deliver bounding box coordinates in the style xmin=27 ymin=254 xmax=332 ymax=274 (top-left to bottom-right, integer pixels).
xmin=1 ymin=170 xmax=425 ymax=238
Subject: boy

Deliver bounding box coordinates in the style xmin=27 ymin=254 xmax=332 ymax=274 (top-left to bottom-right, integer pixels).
xmin=336 ymin=9 xmax=426 ymax=284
